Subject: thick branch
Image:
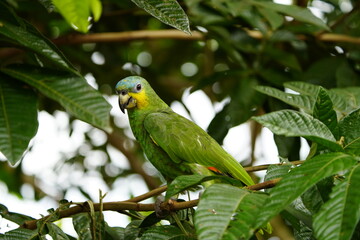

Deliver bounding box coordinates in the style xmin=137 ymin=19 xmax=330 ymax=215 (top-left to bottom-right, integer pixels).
xmin=53 ymin=30 xmax=204 ymax=45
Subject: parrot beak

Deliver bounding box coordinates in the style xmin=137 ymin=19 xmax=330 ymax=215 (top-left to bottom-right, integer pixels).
xmin=118 ymin=92 xmax=136 ymax=113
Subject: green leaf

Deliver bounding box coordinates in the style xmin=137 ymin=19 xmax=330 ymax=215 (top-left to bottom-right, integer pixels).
xmin=0 ymin=204 xmax=35 ymax=225
xmin=0 ymin=228 xmax=39 ymax=240
xmin=0 ymin=2 xmax=74 ymax=72
xmin=131 ymin=0 xmax=190 ymax=34
xmin=313 ymin=87 xmax=338 ymax=138
xmin=0 ymin=75 xmax=38 ymax=165
xmin=195 ymin=184 xmax=268 ymax=240
xmin=313 ymin=164 xmax=360 ymax=240
xmin=255 ymin=85 xmax=315 ymax=113
xmin=284 ymin=81 xmax=320 ymax=96
xmin=254 ymin=152 xmax=358 ymax=230
xmin=105 ymin=225 xmax=125 ymax=240
xmin=251 ymin=1 xmax=329 ymax=31
xmin=124 ymin=220 xmax=142 ymax=240
xmin=264 ymin=164 xmax=292 ymax=182
xmin=165 ymin=175 xmax=243 ymax=199
xmin=338 ymin=108 xmax=360 ymax=155
xmin=73 ymin=212 xmax=105 ymax=240
xmin=141 ymin=225 xmax=191 ymax=240
xmin=1 ymin=66 xmax=112 ymax=131
xmin=52 ymin=0 xmax=102 ymax=33
xmin=252 ymin=110 xmax=342 ymax=151
xmin=256 ymin=7 xmax=284 ymax=30
xmin=329 ymin=88 xmax=360 ymax=118
xmin=46 ymin=223 xmax=70 ymax=240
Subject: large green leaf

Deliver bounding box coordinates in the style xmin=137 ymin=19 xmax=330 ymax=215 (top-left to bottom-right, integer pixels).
xmin=141 ymin=225 xmax=192 ymax=240
xmin=0 ymin=2 xmax=74 ymax=72
xmin=255 ymin=85 xmax=315 ymax=113
xmin=330 ymin=88 xmax=360 ymax=118
xmin=313 ymin=87 xmax=338 ymax=138
xmin=251 ymin=1 xmax=329 ymax=30
xmin=131 ymin=0 xmax=190 ymax=34
xmin=252 ymin=110 xmax=342 ymax=151
xmin=0 ymin=75 xmax=38 ymax=165
xmin=284 ymin=81 xmax=320 ymax=96
xmin=52 ymin=0 xmax=102 ymax=33
xmin=195 ymin=184 xmax=268 ymax=240
xmin=73 ymin=212 xmax=105 ymax=240
xmin=0 ymin=228 xmax=39 ymax=240
xmin=254 ymin=153 xmax=358 ymax=230
xmin=1 ymin=66 xmax=111 ymax=131
xmin=313 ymin=164 xmax=360 ymax=240
xmin=338 ymin=108 xmax=360 ymax=155
xmin=46 ymin=222 xmax=70 ymax=240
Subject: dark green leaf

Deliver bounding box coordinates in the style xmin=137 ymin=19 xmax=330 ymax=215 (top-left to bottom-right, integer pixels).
xmin=131 ymin=0 xmax=190 ymax=34
xmin=338 ymin=108 xmax=360 ymax=155
xmin=0 ymin=75 xmax=38 ymax=165
xmin=252 ymin=1 xmax=329 ymax=30
xmin=46 ymin=223 xmax=70 ymax=240
xmin=0 ymin=2 xmax=74 ymax=72
xmin=124 ymin=220 xmax=142 ymax=240
xmin=73 ymin=212 xmax=105 ymax=240
xmin=313 ymin=164 xmax=360 ymax=240
xmin=195 ymin=184 xmax=269 ymax=240
xmin=0 ymin=228 xmax=39 ymax=240
xmin=284 ymin=81 xmax=320 ymax=96
xmin=256 ymin=7 xmax=284 ymax=30
xmin=255 ymin=85 xmax=315 ymax=113
xmin=329 ymin=88 xmax=360 ymax=118
xmin=141 ymin=225 xmax=192 ymax=240
xmin=105 ymin=225 xmax=125 ymax=240
xmin=252 ymin=110 xmax=342 ymax=151
xmin=1 ymin=66 xmax=111 ymax=131
xmin=0 ymin=204 xmax=35 ymax=225
xmin=254 ymin=153 xmax=358 ymax=230
xmin=274 ymin=135 xmax=300 ymax=160
xmin=313 ymin=87 xmax=338 ymax=139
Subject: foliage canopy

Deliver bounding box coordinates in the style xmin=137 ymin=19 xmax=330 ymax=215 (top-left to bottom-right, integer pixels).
xmin=0 ymin=0 xmax=359 ymax=239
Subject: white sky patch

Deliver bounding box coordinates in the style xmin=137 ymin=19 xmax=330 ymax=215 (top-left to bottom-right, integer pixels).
xmin=85 ymin=73 xmax=98 ymax=89
xmin=91 ymin=51 xmax=105 ymax=65
xmin=182 ymin=88 xmax=215 ymax=129
xmin=181 ymin=62 xmax=198 ymax=77
xmin=137 ymin=51 xmax=152 ymax=67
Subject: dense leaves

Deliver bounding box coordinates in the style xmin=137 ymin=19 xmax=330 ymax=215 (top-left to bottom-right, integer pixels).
xmin=0 ymin=0 xmax=360 ymax=239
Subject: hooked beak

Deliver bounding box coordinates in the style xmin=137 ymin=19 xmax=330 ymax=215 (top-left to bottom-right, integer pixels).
xmin=118 ymin=91 xmax=136 ymax=113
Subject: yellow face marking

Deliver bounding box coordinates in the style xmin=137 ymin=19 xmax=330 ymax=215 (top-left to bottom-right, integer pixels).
xmin=129 ymin=89 xmax=149 ymax=109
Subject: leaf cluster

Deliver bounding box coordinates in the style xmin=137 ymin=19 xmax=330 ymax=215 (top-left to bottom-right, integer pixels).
xmin=1 ymin=0 xmax=360 ymax=239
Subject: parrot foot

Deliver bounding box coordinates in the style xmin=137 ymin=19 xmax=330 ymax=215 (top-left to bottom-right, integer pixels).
xmin=155 ymin=195 xmax=177 ymax=218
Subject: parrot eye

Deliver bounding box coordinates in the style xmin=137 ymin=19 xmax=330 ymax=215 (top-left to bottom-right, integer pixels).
xmin=135 ymin=83 xmax=142 ymax=92
xmin=119 ymin=90 xmax=127 ymax=96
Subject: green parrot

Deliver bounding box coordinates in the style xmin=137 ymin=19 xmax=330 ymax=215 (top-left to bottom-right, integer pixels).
xmin=115 ymin=76 xmax=255 ymax=186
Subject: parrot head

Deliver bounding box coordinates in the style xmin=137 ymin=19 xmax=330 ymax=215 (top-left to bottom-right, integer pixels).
xmin=115 ymin=76 xmax=154 ymax=113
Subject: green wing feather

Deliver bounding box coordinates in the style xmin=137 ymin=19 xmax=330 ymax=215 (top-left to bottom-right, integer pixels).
xmin=143 ymin=110 xmax=255 ymax=186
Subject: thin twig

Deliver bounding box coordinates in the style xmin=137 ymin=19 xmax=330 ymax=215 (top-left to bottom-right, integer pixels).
xmin=244 ymin=160 xmax=304 ymax=172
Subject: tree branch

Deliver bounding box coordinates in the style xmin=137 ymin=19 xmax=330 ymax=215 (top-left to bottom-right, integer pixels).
xmin=244 ymin=160 xmax=304 ymax=172
xmin=53 ymin=30 xmax=204 ymax=45
xmin=21 ymin=177 xmax=282 ymax=230
xmin=52 ymin=29 xmax=360 ymax=45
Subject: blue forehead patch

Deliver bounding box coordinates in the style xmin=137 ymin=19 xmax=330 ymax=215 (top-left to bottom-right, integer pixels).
xmin=116 ymin=76 xmax=142 ymax=90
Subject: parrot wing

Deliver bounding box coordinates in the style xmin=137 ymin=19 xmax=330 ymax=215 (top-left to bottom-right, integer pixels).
xmin=143 ymin=110 xmax=254 ymax=186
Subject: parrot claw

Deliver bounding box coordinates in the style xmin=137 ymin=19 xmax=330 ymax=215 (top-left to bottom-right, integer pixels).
xmin=155 ymin=195 xmax=169 ymax=218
